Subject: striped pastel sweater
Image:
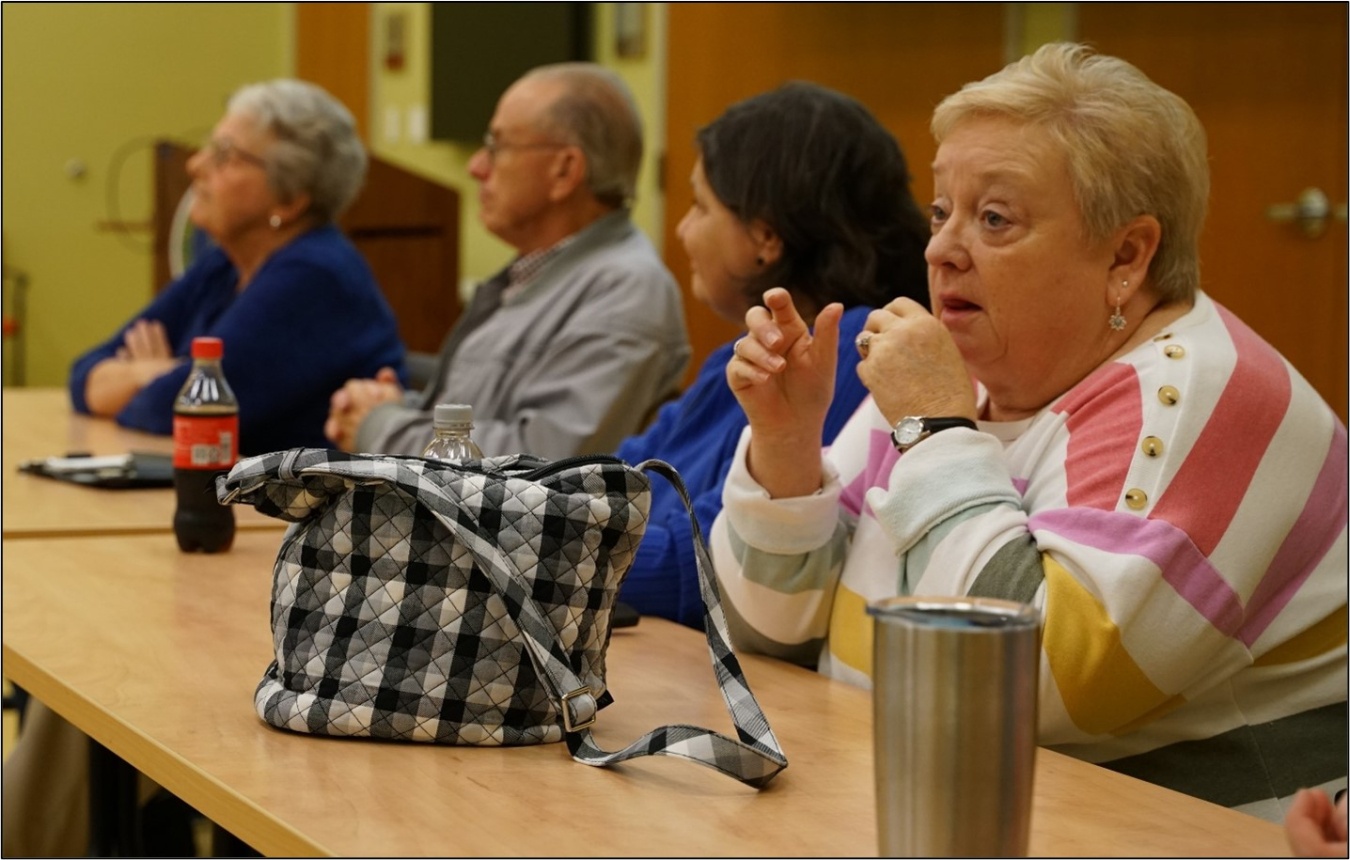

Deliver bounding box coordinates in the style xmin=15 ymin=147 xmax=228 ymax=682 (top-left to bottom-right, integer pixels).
xmin=712 ymin=292 xmax=1347 ymax=817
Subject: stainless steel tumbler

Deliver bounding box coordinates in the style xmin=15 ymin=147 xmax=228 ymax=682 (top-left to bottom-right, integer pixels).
xmin=868 ymin=595 xmax=1040 ymax=858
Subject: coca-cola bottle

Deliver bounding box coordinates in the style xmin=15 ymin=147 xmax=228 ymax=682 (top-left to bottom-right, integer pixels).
xmin=172 ymin=336 xmax=237 ymax=553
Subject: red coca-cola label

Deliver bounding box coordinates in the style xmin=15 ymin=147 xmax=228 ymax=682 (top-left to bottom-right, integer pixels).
xmin=173 ymin=415 xmax=239 ymax=469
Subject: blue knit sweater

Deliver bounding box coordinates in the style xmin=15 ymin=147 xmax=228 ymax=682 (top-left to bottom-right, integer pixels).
xmin=69 ymin=225 xmax=407 ymax=456
xmin=616 ymin=305 xmax=873 ymax=628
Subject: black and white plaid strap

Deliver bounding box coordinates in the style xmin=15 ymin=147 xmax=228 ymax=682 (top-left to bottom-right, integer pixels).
xmin=430 ymin=459 xmax=787 ymax=789
xmin=562 ymin=460 xmax=788 ymax=788
xmin=418 ymin=490 xmax=608 ymax=732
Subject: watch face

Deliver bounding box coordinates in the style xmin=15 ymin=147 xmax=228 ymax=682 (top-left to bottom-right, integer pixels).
xmin=894 ymin=416 xmax=925 ymax=447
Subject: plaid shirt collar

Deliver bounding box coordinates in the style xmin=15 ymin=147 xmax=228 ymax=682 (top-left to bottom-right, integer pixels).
xmin=504 ymin=235 xmax=577 ymax=301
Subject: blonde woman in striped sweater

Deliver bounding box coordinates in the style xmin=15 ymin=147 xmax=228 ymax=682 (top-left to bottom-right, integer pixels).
xmin=715 ymin=42 xmax=1347 ymax=821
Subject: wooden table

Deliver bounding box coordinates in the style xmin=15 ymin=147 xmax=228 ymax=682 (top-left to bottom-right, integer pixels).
xmin=1 ymin=530 xmax=1290 ymax=857
xmin=2 ymin=387 xmax=281 ymax=538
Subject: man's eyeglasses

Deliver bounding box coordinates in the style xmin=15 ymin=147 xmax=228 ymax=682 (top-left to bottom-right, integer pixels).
xmin=200 ymin=137 xmax=269 ymax=171
xmin=480 ymin=131 xmax=566 ymax=163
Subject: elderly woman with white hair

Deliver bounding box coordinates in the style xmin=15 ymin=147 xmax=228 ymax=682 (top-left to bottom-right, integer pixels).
xmin=69 ymin=78 xmax=406 ymax=455
xmin=718 ymin=42 xmax=1347 ymax=818
xmin=11 ymin=81 xmax=408 ymax=857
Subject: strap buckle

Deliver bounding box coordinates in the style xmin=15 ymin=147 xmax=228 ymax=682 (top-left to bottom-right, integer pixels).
xmin=561 ymin=686 xmax=597 ymax=733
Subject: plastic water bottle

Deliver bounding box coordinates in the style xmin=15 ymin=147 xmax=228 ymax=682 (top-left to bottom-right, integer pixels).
xmin=422 ymin=403 xmax=483 ymax=462
xmin=172 ymin=336 xmax=237 ymax=553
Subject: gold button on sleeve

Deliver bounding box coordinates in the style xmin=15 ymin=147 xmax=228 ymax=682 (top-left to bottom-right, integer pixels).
xmin=1158 ymin=385 xmax=1180 ymax=405
xmin=1164 ymin=344 xmax=1186 ymax=359
xmin=1125 ymin=488 xmax=1149 ymax=510
xmin=1141 ymin=436 xmax=1164 ymax=457
xmin=1153 ymin=332 xmax=1174 ymax=341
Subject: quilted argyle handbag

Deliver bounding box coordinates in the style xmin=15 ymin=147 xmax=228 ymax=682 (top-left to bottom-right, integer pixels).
xmin=218 ymin=448 xmax=787 ymax=788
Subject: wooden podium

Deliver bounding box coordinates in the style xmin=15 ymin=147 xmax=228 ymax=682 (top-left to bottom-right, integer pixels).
xmin=152 ymin=141 xmax=461 ymax=354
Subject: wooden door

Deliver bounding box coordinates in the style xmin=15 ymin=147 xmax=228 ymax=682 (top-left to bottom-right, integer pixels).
xmin=1081 ymin=3 xmax=1348 ymax=421
xmin=296 ymin=3 xmax=371 ymax=141
xmin=293 ymin=3 xmax=465 ymax=353
xmin=664 ymin=3 xmax=1006 ymax=386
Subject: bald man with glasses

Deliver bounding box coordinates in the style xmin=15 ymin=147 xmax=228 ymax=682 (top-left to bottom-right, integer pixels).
xmin=326 ymin=63 xmax=689 ymax=459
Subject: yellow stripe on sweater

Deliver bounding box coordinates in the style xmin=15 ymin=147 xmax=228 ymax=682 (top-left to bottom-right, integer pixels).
xmin=1043 ymin=555 xmax=1185 ymax=736
xmin=829 ymin=582 xmax=874 ymax=678
xmin=1252 ymin=605 xmax=1348 ymax=666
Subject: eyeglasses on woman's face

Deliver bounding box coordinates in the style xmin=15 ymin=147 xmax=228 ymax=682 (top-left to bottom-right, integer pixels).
xmin=200 ymin=137 xmax=269 ymax=171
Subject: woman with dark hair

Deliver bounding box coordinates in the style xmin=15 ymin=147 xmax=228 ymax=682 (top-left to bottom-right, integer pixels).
xmin=615 ymin=81 xmax=929 ymax=628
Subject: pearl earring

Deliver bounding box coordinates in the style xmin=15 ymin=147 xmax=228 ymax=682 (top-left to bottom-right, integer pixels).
xmin=1109 ymin=280 xmax=1127 ymax=331
xmin=269 ymin=214 xmax=282 ymax=229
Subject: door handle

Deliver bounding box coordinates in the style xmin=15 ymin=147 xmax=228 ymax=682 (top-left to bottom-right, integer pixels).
xmin=1265 ymin=187 xmax=1348 ymax=239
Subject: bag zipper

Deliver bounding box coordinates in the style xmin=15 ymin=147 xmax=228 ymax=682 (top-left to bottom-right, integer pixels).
xmin=520 ymin=454 xmax=625 ymax=480
xmin=418 ymin=453 xmax=625 ymax=481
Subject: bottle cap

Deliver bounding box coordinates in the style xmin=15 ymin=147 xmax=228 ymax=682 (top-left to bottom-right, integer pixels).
xmin=191 ymin=337 xmax=224 ymax=360
xmin=433 ymin=403 xmax=473 ymax=428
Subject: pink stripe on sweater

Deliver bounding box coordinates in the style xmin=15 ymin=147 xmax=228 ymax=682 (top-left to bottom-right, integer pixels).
xmin=1148 ymin=305 xmax=1292 ymax=555
xmin=839 ymin=428 xmax=901 ymax=517
xmin=1053 ymin=362 xmax=1142 ymax=511
xmin=1237 ymin=421 xmax=1349 ymax=646
xmin=1029 ymin=506 xmax=1245 ymax=635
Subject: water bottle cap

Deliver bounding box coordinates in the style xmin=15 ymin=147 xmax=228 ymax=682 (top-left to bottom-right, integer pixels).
xmin=433 ymin=403 xmax=473 ymax=427
xmin=191 ymin=337 xmax=224 ymax=360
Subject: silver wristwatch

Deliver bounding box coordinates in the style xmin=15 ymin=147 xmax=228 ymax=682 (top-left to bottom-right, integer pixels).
xmin=891 ymin=416 xmax=977 ymax=452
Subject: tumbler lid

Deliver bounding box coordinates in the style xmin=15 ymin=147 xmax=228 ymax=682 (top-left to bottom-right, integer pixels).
xmin=867 ymin=595 xmax=1039 ymax=630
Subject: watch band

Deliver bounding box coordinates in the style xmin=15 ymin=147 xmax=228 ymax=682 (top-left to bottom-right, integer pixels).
xmin=891 ymin=416 xmax=977 ymax=452
xmin=922 ymin=417 xmax=977 ymax=434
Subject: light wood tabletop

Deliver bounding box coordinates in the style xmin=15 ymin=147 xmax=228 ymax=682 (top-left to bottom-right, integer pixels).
xmin=1 ymin=530 xmax=1290 ymax=857
xmin=2 ymin=387 xmax=283 ymax=538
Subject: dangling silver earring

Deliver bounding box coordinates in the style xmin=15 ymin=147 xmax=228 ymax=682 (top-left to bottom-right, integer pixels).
xmin=1109 ymin=281 xmax=1127 ymax=331
xmin=269 ymin=214 xmax=282 ymax=229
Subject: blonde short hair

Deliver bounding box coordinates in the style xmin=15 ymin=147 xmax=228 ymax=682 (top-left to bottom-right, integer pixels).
xmin=932 ymin=43 xmax=1208 ymax=302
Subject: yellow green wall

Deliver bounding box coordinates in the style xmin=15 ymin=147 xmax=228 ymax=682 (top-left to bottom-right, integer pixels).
xmin=369 ymin=3 xmax=668 ymax=300
xmin=1 ymin=2 xmax=668 ymax=386
xmin=1 ymin=3 xmax=293 ymax=386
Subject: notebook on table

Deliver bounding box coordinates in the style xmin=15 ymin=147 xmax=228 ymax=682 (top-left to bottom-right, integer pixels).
xmin=18 ymin=452 xmax=174 ymax=489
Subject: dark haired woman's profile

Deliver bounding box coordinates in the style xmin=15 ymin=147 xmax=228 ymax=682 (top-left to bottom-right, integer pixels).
xmin=614 ymin=81 xmax=930 ymax=628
